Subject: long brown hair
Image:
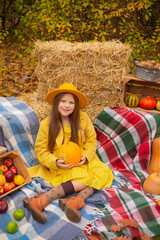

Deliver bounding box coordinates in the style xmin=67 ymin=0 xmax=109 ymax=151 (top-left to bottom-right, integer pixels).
xmin=48 ymin=92 xmax=80 ymax=151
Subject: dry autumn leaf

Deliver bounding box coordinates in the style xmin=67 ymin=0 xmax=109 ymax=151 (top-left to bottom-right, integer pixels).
xmin=118 ymin=219 xmax=139 ymax=228
xmin=139 ymin=230 xmax=152 ymax=240
xmin=0 ymin=44 xmax=38 ymax=97
xmin=7 ymin=116 xmax=13 ymax=119
xmin=113 ymin=236 xmax=132 ymax=240
xmin=88 ymin=236 xmax=100 ymax=240
xmin=110 ymin=224 xmax=123 ymax=232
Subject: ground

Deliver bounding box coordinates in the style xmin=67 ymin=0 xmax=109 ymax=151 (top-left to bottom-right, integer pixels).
xmin=0 ymin=44 xmax=38 ymax=97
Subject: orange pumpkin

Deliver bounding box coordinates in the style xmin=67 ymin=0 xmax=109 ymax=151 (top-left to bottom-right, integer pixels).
xmin=143 ymin=173 xmax=160 ymax=195
xmin=139 ymin=97 xmax=157 ymax=110
xmin=58 ymin=141 xmax=82 ymax=165
xmin=148 ymin=137 xmax=160 ymax=174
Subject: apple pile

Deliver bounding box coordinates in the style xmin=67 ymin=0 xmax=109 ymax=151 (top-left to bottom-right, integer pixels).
xmin=0 ymin=158 xmax=24 ymax=196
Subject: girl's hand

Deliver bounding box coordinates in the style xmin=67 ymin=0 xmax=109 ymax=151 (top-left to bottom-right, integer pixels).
xmin=56 ymin=159 xmax=73 ymax=169
xmin=74 ymin=156 xmax=86 ymax=167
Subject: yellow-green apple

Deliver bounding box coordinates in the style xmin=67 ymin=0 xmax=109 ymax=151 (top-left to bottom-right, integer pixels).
xmin=0 ymin=165 xmax=8 ymax=173
xmin=3 ymin=182 xmax=12 ymax=192
xmin=13 ymin=209 xmax=25 ymax=221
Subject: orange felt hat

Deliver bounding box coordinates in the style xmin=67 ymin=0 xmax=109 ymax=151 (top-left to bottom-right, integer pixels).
xmin=46 ymin=83 xmax=88 ymax=109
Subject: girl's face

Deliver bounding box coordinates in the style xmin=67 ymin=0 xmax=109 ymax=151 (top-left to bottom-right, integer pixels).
xmin=58 ymin=93 xmax=75 ymax=118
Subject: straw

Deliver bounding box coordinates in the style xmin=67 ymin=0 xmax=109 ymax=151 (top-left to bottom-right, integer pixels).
xmin=19 ymin=40 xmax=131 ymax=121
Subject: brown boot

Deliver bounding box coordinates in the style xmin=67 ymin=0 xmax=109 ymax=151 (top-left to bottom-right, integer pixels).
xmin=24 ymin=193 xmax=50 ymax=223
xmin=59 ymin=197 xmax=85 ymax=223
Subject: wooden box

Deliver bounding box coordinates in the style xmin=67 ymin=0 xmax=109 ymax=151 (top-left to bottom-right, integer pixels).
xmin=0 ymin=150 xmax=32 ymax=199
xmin=120 ymin=75 xmax=160 ymax=114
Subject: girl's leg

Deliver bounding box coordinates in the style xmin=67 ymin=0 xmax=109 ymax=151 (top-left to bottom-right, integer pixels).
xmin=24 ymin=181 xmax=77 ymax=223
xmin=24 ymin=180 xmax=96 ymax=223
xmin=71 ymin=180 xmax=87 ymax=192
xmin=59 ymin=182 xmax=96 ymax=223
xmin=46 ymin=181 xmax=75 ymax=201
xmin=74 ymin=185 xmax=96 ymax=200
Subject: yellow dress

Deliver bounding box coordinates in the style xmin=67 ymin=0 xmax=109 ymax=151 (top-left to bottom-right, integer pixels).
xmin=29 ymin=111 xmax=113 ymax=190
xmin=52 ymin=124 xmax=113 ymax=189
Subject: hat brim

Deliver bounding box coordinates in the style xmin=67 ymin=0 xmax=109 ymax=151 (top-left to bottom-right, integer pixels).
xmin=46 ymin=89 xmax=88 ymax=109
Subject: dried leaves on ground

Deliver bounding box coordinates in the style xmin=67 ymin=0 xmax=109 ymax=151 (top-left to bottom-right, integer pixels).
xmin=0 ymin=44 xmax=38 ymax=97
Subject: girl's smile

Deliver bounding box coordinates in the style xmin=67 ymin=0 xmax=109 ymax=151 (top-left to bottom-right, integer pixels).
xmin=58 ymin=93 xmax=75 ymax=118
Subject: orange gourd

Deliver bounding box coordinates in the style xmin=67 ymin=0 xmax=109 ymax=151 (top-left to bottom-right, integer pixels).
xmin=139 ymin=97 xmax=157 ymax=110
xmin=58 ymin=141 xmax=82 ymax=165
xmin=143 ymin=173 xmax=160 ymax=195
xmin=148 ymin=137 xmax=160 ymax=174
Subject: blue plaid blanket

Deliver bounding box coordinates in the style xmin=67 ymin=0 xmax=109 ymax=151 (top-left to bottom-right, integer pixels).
xmin=0 ymin=97 xmax=106 ymax=240
xmin=0 ymin=97 xmax=39 ymax=167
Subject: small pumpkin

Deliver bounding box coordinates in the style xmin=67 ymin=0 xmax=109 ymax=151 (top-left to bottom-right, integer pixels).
xmin=139 ymin=97 xmax=157 ymax=110
xmin=143 ymin=173 xmax=160 ymax=195
xmin=125 ymin=94 xmax=139 ymax=108
xmin=148 ymin=137 xmax=160 ymax=174
xmin=58 ymin=141 xmax=82 ymax=165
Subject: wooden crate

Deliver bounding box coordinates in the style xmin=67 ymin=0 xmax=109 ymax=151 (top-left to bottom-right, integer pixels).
xmin=120 ymin=75 xmax=160 ymax=114
xmin=0 ymin=150 xmax=32 ymax=199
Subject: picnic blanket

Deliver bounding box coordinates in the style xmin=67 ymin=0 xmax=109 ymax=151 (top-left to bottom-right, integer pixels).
xmin=82 ymin=106 xmax=160 ymax=239
xmin=0 ymin=97 xmax=105 ymax=240
xmin=0 ymin=97 xmax=39 ymax=167
xmin=1 ymin=98 xmax=160 ymax=240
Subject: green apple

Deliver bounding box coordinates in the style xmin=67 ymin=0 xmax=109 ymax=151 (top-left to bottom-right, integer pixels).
xmin=0 ymin=170 xmax=3 ymax=175
xmin=7 ymin=221 xmax=18 ymax=234
xmin=13 ymin=209 xmax=25 ymax=221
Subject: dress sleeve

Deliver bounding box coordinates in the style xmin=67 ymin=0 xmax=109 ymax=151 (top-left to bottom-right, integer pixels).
xmin=34 ymin=118 xmax=59 ymax=170
xmin=81 ymin=113 xmax=98 ymax=162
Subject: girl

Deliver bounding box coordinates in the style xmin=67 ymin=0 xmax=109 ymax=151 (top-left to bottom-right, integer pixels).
xmin=24 ymin=83 xmax=113 ymax=223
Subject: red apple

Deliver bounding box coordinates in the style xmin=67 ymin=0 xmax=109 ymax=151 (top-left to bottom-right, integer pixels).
xmin=4 ymin=170 xmax=14 ymax=182
xmin=0 ymin=186 xmax=4 ymax=196
xmin=0 ymin=165 xmax=8 ymax=173
xmin=10 ymin=182 xmax=16 ymax=189
xmin=0 ymin=200 xmax=8 ymax=213
xmin=3 ymin=182 xmax=12 ymax=192
xmin=4 ymin=159 xmax=13 ymax=167
xmin=9 ymin=166 xmax=17 ymax=175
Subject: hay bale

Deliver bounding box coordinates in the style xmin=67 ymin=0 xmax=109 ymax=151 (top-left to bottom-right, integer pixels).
xmin=19 ymin=92 xmax=51 ymax=121
xmin=20 ymin=40 xmax=131 ymax=122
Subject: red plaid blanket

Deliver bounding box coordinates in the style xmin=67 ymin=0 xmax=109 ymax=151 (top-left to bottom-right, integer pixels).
xmin=87 ymin=107 xmax=160 ymax=239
